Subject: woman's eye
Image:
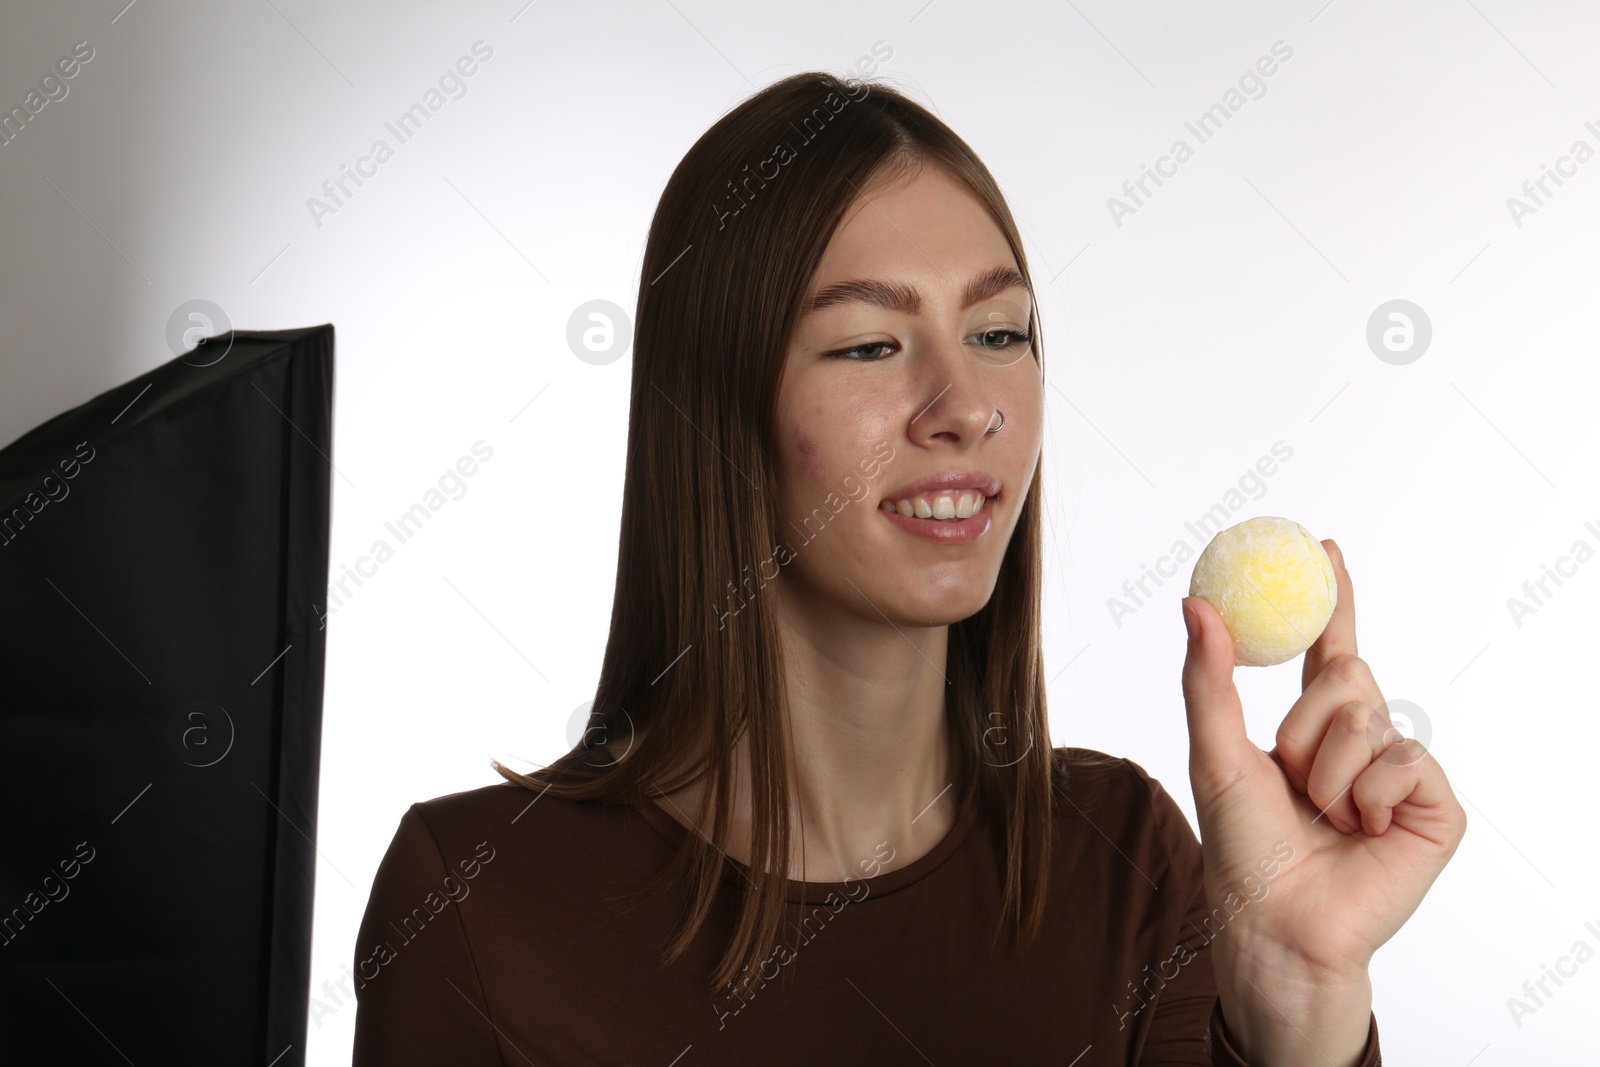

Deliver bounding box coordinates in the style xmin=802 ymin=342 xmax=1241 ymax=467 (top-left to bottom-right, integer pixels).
xmin=825 ymin=329 xmax=1032 ymax=362
xmin=827 ymin=341 xmax=897 ymax=362
xmin=973 ymin=328 xmax=1032 ymax=352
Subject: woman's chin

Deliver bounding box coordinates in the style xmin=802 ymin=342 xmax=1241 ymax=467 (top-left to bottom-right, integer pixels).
xmin=869 ymin=586 xmax=995 ymax=628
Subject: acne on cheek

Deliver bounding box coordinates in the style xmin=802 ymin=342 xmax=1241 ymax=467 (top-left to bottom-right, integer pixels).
xmin=794 ymin=425 xmax=818 ymax=474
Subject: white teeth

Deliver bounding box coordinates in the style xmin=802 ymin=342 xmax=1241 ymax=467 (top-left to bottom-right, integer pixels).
xmin=879 ymin=489 xmax=988 ymax=520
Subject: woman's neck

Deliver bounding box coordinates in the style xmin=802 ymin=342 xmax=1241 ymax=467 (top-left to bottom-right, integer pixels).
xmin=650 ymin=585 xmax=959 ymax=882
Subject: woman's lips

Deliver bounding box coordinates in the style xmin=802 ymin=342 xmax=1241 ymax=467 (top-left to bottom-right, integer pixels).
xmin=877 ymin=495 xmax=995 ymax=544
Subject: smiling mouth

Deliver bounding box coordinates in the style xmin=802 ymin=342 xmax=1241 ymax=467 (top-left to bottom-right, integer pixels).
xmin=877 ymin=488 xmax=994 ymax=521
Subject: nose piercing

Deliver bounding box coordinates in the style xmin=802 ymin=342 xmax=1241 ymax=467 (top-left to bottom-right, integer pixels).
xmin=985 ymin=409 xmax=1005 ymax=434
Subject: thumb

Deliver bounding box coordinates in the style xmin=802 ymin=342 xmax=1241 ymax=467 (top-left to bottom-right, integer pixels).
xmin=1180 ymin=596 xmax=1255 ymax=788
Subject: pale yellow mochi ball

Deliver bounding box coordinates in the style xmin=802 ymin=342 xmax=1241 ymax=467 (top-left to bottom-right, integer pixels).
xmin=1189 ymin=516 xmax=1337 ymax=667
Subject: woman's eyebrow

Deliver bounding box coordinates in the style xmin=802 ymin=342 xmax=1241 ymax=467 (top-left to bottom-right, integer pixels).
xmin=800 ymin=265 xmax=1030 ymax=317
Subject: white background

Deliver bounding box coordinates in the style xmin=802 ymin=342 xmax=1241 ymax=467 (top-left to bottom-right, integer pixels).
xmin=2 ymin=1 xmax=1596 ymax=1063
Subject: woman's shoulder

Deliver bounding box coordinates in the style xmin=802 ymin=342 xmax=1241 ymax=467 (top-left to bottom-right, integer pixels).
xmin=407 ymin=779 xmax=550 ymax=827
xmin=382 ymin=778 xmax=672 ymax=881
xmin=1050 ymin=743 xmax=1189 ymax=814
xmin=1050 ymin=743 xmax=1172 ymax=798
xmin=398 ymin=779 xmax=630 ymax=849
xmin=1048 ymin=744 xmax=1203 ymax=884
xmin=1051 ymin=743 xmax=1131 ymax=774
xmin=363 ymin=783 xmax=539 ymax=887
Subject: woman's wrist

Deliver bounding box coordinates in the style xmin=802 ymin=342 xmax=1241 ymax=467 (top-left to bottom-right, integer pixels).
xmin=1212 ymin=948 xmax=1374 ymax=1067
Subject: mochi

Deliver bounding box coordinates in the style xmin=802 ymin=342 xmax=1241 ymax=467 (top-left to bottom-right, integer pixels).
xmin=1189 ymin=516 xmax=1337 ymax=667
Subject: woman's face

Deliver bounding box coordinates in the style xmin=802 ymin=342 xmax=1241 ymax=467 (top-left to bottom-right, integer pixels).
xmin=772 ymin=163 xmax=1045 ymax=628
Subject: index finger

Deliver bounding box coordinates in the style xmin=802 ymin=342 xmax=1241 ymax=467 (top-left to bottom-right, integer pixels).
xmin=1302 ymin=538 xmax=1355 ymax=693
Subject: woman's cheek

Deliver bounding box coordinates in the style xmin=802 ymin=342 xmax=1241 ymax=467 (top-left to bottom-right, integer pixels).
xmin=793 ymin=424 xmax=819 ymax=476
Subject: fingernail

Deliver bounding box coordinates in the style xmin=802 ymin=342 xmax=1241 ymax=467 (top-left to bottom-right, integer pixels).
xmin=1182 ymin=599 xmax=1200 ymax=642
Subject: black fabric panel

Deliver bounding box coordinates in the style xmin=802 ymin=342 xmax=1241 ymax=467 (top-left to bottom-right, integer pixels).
xmin=0 ymin=326 xmax=334 ymax=1065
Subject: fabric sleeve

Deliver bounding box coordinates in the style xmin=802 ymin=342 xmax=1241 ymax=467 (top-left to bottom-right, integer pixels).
xmin=1207 ymin=998 xmax=1381 ymax=1066
xmin=1127 ymin=764 xmax=1383 ymax=1066
xmin=350 ymin=805 xmax=502 ymax=1066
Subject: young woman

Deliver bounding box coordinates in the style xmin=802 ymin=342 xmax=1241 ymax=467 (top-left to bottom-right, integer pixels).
xmin=352 ymin=70 xmax=1465 ymax=1065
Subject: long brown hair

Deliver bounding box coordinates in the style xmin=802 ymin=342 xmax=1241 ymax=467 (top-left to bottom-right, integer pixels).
xmin=494 ymin=69 xmax=1078 ymax=1001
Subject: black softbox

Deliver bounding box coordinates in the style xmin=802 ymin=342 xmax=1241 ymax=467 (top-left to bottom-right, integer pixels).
xmin=0 ymin=325 xmax=334 ymax=1064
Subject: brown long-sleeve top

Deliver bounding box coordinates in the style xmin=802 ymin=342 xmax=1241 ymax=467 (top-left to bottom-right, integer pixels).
xmin=350 ymin=748 xmax=1382 ymax=1065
